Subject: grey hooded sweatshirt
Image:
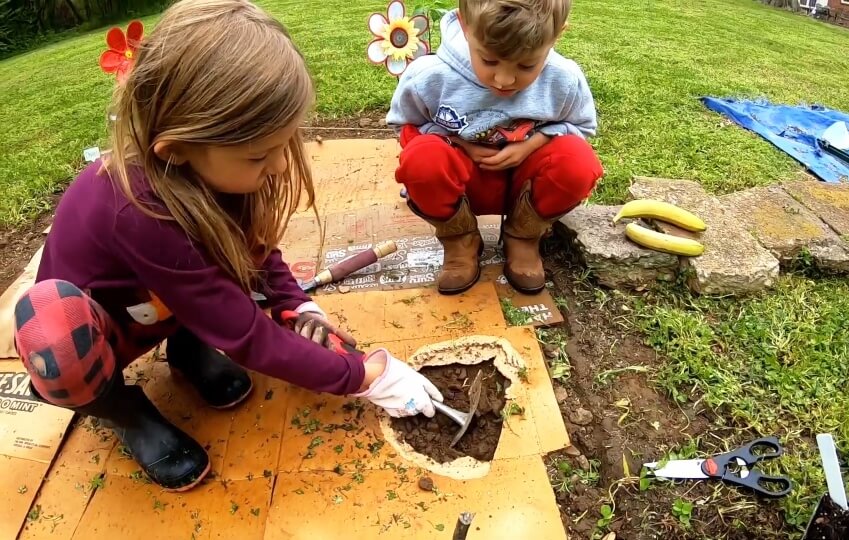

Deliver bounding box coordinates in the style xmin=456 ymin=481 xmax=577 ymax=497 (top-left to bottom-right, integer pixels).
xmin=386 ymin=9 xmax=598 ymax=146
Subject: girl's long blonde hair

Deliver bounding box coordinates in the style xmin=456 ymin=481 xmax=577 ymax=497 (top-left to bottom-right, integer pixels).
xmin=105 ymin=0 xmax=314 ymax=292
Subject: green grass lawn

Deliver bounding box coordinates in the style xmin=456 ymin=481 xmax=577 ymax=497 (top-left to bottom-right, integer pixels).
xmin=635 ymin=274 xmax=849 ymax=529
xmin=2 ymin=0 xmax=849 ymax=225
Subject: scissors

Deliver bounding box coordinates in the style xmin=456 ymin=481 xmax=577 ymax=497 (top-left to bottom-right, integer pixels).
xmin=643 ymin=436 xmax=792 ymax=498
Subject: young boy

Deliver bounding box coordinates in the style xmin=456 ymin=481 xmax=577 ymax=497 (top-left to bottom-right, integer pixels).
xmin=387 ymin=0 xmax=604 ymax=295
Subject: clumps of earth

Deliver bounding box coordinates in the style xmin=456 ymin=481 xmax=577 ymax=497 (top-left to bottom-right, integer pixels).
xmin=390 ymin=361 xmax=509 ymax=463
xmin=804 ymin=495 xmax=849 ymax=540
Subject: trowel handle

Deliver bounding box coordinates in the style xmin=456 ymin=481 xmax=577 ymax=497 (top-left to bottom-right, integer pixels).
xmin=432 ymin=401 xmax=467 ymax=426
xmin=314 ymin=240 xmax=398 ymax=287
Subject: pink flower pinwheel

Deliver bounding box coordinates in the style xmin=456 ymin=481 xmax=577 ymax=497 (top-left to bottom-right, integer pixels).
xmin=99 ymin=20 xmax=144 ymax=83
xmin=367 ymin=1 xmax=429 ymax=77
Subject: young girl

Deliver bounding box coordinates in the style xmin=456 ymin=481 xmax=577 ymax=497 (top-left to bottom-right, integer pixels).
xmin=13 ymin=0 xmax=442 ymax=492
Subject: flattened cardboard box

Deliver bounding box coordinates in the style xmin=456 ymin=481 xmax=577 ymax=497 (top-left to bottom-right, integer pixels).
xmin=304 ymin=203 xmax=563 ymax=327
xmin=0 ymin=359 xmax=75 ymax=539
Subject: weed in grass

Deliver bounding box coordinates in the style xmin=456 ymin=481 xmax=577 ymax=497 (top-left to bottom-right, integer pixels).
xmin=634 ymin=275 xmax=849 ymax=527
xmin=500 ymin=298 xmax=534 ymax=325
xmin=595 ymin=504 xmax=614 ymax=533
xmin=536 ymin=328 xmax=571 ymax=382
xmin=672 ymin=498 xmax=694 ymax=528
xmin=552 ymin=457 xmax=601 ymax=493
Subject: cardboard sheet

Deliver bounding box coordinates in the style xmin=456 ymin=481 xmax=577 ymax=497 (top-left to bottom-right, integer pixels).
xmin=0 ymin=359 xmax=75 ymax=540
xmin=1 ymin=139 xmax=571 ymax=539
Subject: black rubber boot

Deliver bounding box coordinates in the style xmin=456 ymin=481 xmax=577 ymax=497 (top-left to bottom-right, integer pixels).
xmin=72 ymin=377 xmax=211 ymax=491
xmin=166 ymin=327 xmax=253 ymax=409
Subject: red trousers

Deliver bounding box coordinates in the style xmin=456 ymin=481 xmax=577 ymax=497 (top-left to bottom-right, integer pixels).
xmin=395 ymin=126 xmax=604 ymax=219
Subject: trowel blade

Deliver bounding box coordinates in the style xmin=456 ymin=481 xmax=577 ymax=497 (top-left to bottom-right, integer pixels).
xmin=449 ymin=371 xmax=483 ymax=448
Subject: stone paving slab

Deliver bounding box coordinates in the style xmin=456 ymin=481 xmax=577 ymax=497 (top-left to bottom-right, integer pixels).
xmin=629 ymin=177 xmax=779 ymax=295
xmin=721 ymin=185 xmax=849 ymax=273
xmin=782 ymin=181 xmax=849 ymax=237
xmin=557 ymin=205 xmax=678 ymax=288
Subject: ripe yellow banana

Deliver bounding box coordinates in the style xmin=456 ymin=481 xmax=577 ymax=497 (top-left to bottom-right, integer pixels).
xmin=624 ymin=223 xmax=705 ymax=257
xmin=613 ymin=199 xmax=707 ymax=232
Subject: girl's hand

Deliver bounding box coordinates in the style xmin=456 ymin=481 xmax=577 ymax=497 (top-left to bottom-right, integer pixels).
xmin=354 ymin=349 xmax=444 ymax=417
xmin=292 ymin=312 xmax=357 ymax=351
xmin=479 ymin=133 xmax=550 ymax=171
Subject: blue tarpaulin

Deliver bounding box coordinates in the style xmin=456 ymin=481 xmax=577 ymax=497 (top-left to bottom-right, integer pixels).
xmin=701 ymin=97 xmax=849 ymax=183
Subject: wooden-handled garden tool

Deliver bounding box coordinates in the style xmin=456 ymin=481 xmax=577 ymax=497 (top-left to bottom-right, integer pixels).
xmin=300 ymin=240 xmax=397 ymax=292
xmin=433 ymin=371 xmax=483 ymax=448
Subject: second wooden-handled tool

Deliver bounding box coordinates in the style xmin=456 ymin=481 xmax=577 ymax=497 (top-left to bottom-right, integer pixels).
xmin=300 ymin=240 xmax=398 ymax=292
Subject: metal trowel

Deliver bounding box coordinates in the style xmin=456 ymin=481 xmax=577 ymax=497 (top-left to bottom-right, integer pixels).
xmin=433 ymin=371 xmax=483 ymax=448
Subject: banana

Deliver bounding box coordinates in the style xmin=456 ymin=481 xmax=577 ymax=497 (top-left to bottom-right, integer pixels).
xmin=624 ymin=223 xmax=705 ymax=257
xmin=613 ymin=199 xmax=707 ymax=232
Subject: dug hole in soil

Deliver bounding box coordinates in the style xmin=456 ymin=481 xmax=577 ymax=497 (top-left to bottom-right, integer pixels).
xmin=390 ymin=362 xmax=508 ymax=463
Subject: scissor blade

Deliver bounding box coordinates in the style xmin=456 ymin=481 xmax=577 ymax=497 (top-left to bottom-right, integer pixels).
xmin=644 ymin=459 xmax=709 ymax=479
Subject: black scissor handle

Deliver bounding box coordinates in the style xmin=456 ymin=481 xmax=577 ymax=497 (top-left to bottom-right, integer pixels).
xmin=705 ymin=437 xmax=783 ymax=472
xmin=720 ymin=468 xmax=793 ymax=498
xmin=737 ymin=436 xmax=783 ymax=463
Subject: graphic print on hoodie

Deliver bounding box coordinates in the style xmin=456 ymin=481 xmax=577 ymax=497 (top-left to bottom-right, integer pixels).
xmin=386 ymin=9 xmax=598 ymax=148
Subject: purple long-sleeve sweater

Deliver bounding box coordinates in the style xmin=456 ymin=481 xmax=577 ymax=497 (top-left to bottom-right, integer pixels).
xmin=36 ymin=161 xmax=365 ymax=395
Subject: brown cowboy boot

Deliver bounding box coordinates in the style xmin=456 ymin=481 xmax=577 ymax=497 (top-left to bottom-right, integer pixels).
xmin=409 ymin=198 xmax=482 ymax=295
xmin=502 ymin=182 xmax=561 ymax=294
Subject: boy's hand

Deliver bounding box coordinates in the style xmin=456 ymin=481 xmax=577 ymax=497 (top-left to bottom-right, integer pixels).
xmin=450 ymin=137 xmax=500 ymax=163
xmin=480 ymin=133 xmax=551 ymax=171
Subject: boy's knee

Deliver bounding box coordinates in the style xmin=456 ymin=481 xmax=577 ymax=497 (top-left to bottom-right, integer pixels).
xmin=15 ymin=280 xmax=116 ymax=408
xmin=397 ymin=135 xmax=471 ymax=188
xmin=536 ymin=135 xmax=604 ymax=196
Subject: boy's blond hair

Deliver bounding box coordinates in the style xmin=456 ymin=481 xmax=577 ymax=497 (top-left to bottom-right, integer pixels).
xmin=105 ymin=0 xmax=314 ymax=292
xmin=459 ymin=0 xmax=570 ymax=59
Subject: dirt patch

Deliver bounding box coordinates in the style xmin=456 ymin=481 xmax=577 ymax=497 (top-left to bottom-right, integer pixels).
xmin=302 ymin=113 xmax=395 ymax=142
xmin=804 ymin=495 xmax=849 ymax=540
xmin=0 ymin=196 xmax=56 ymax=292
xmin=390 ymin=362 xmax=509 ymax=463
xmin=539 ymin=237 xmax=793 ymax=539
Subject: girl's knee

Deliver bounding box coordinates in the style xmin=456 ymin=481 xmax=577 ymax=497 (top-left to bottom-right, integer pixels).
xmin=15 ymin=280 xmax=116 ymax=408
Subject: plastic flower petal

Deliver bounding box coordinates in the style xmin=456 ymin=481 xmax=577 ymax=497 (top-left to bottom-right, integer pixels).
xmin=99 ymin=20 xmax=144 ymax=83
xmin=126 ymin=20 xmax=144 ymax=50
xmin=387 ymin=56 xmax=408 ymax=76
xmin=367 ymin=39 xmax=388 ymax=64
xmin=368 ymin=13 xmax=388 ymax=36
xmin=387 ymin=0 xmax=405 ymax=22
xmin=366 ymin=1 xmax=430 ymax=77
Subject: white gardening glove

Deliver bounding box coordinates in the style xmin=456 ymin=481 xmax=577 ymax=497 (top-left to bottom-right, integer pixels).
xmin=353 ymin=349 xmax=444 ymax=418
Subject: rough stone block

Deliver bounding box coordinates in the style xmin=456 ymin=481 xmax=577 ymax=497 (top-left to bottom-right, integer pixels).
xmin=628 ymin=177 xmax=779 ymax=295
xmin=782 ymin=181 xmax=849 ymax=236
xmin=556 ymin=205 xmax=678 ymax=288
xmin=721 ymin=185 xmax=849 ymax=273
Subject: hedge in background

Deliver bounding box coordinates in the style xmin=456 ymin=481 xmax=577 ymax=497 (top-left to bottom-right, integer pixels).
xmin=0 ymin=0 xmax=168 ymax=58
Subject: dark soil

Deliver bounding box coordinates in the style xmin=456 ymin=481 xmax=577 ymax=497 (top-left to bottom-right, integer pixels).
xmin=539 ymin=236 xmax=794 ymax=540
xmin=0 ymin=197 xmax=57 ymax=292
xmin=804 ymin=496 xmax=849 ymax=540
xmin=390 ymin=362 xmax=509 ymax=463
xmin=302 ymin=112 xmax=395 ymax=142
